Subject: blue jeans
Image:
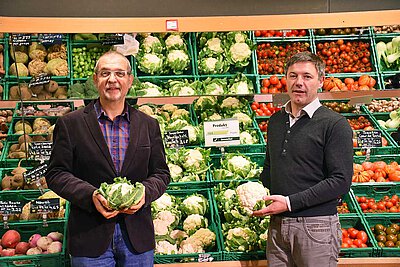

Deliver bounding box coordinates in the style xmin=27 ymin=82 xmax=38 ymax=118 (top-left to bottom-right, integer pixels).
xmin=71 ymin=223 xmax=154 ymax=267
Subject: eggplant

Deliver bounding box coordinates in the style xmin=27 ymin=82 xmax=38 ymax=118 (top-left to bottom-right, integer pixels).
xmin=385 ymin=74 xmax=400 ymax=89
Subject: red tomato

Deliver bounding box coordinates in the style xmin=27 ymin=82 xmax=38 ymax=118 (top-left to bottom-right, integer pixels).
xmin=255 ymin=30 xmax=261 ymax=37
xmin=269 ymin=75 xmax=279 ymax=85
xmin=342 ymin=237 xmax=353 ymax=246
xmin=262 ymin=79 xmax=270 ymax=88
xmin=356 ymin=231 xmax=368 ymax=244
xmin=348 ymin=228 xmax=359 ymax=239
xmin=353 ymin=239 xmax=363 ymax=248
xmin=261 ymin=87 xmax=268 ymax=94
xmin=251 ymin=104 xmax=258 ymax=111
xmin=342 ymin=228 xmax=349 ymax=238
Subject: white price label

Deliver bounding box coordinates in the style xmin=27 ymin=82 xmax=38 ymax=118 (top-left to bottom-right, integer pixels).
xmin=204 ymin=119 xmax=240 ymax=147
xmin=166 ymin=20 xmax=179 ymax=31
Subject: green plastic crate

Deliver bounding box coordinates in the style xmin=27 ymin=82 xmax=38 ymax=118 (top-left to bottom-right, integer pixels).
xmin=339 ymin=215 xmax=380 ymax=257
xmin=255 ymin=40 xmax=313 ymax=76
xmin=14 ymin=101 xmax=74 ymax=118
xmin=194 ymin=31 xmax=256 ymax=76
xmin=0 ymin=141 xmax=44 ymax=168
xmin=212 ymin=182 xmax=268 ymax=260
xmin=314 ymin=36 xmax=377 ymax=75
xmin=135 ymin=33 xmax=196 ymax=78
xmin=0 ymin=187 xmax=69 ymax=224
xmin=6 ymin=81 xmax=71 ymax=102
xmin=338 ymin=190 xmax=362 ymax=217
xmin=313 ymin=27 xmax=371 ymax=39
xmin=380 ymin=72 xmax=400 ymax=90
xmin=363 ymin=215 xmax=400 ymax=257
xmin=254 ymin=29 xmax=312 ymax=42
xmin=372 ymin=35 xmax=400 ymax=74
xmin=351 ymin=183 xmax=400 ymax=217
xmin=0 ymin=221 xmax=67 ymax=267
xmin=7 ymin=116 xmax=57 ymax=142
xmin=353 ymin=155 xmax=400 ymax=184
xmin=6 ymin=36 xmax=70 ymax=81
xmin=154 ymin=188 xmax=223 ymax=263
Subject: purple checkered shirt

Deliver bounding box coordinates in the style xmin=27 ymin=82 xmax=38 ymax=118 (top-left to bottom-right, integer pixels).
xmin=94 ymin=101 xmax=130 ymax=175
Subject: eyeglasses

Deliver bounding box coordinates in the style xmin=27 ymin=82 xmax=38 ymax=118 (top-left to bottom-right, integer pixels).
xmin=97 ymin=70 xmax=131 ymax=78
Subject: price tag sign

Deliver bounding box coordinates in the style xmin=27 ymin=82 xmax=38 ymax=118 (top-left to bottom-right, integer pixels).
xmin=38 ymin=34 xmax=63 ymax=45
xmin=348 ymin=95 xmax=373 ymax=106
xmin=198 ymin=253 xmax=213 ymax=262
xmin=29 ymin=141 xmax=53 ymax=161
xmin=30 ymin=198 xmax=60 ymax=214
xmin=272 ymin=93 xmax=290 ymax=107
xmin=100 ymin=34 xmax=124 ymax=45
xmin=0 ymin=200 xmax=24 ymax=215
xmin=166 ymin=20 xmax=179 ymax=31
xmin=204 ymin=119 xmax=240 ymax=147
xmin=29 ymin=73 xmax=51 ymax=87
xmin=23 ymin=163 xmax=48 ymax=185
xmin=11 ymin=34 xmax=32 ymax=46
xmin=357 ymin=130 xmax=382 ymax=148
xmin=164 ymin=130 xmax=189 ymax=148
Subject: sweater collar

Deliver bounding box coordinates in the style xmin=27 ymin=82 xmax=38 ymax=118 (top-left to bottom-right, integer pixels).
xmin=284 ymin=98 xmax=322 ymax=118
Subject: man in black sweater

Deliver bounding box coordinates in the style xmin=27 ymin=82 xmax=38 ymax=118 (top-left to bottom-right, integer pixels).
xmin=253 ymin=52 xmax=353 ymax=266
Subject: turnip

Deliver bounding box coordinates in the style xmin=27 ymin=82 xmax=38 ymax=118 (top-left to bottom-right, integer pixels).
xmin=47 ymin=241 xmax=62 ymax=254
xmin=28 ymin=234 xmax=41 ymax=248
xmin=47 ymin=232 xmax=63 ymax=242
xmin=1 ymin=230 xmax=21 ymax=248
xmin=26 ymin=247 xmax=42 ymax=255
xmin=15 ymin=242 xmax=30 ymax=255
xmin=36 ymin=236 xmax=52 ymax=251
xmin=1 ymin=248 xmax=15 ymax=257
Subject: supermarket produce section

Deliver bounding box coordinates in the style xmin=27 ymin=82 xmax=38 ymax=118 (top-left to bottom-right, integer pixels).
xmin=0 ymin=27 xmax=399 ymax=266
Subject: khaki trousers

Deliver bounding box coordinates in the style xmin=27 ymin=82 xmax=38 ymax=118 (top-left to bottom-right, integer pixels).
xmin=267 ymin=214 xmax=341 ymax=267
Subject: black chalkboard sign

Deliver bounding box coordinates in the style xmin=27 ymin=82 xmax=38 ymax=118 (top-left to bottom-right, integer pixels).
xmin=29 ymin=141 xmax=53 ymax=161
xmin=10 ymin=34 xmax=32 ymax=46
xmin=357 ymin=130 xmax=382 ymax=148
xmin=29 ymin=74 xmax=51 ymax=87
xmin=100 ymin=34 xmax=124 ymax=45
xmin=164 ymin=130 xmax=189 ymax=148
xmin=23 ymin=163 xmax=48 ymax=184
xmin=0 ymin=200 xmax=24 ymax=215
xmin=30 ymin=198 xmax=60 ymax=214
xmin=38 ymin=34 xmax=63 ymax=45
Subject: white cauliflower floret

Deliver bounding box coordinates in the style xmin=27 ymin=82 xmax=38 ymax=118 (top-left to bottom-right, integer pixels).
xmin=153 ymin=194 xmax=174 ymax=210
xmin=143 ymin=36 xmax=161 ymax=47
xmin=236 ymin=182 xmax=268 ymax=214
xmin=143 ymin=53 xmax=162 ymax=64
xmin=233 ymin=32 xmax=247 ymax=43
xmin=232 ymin=112 xmax=252 ymax=126
xmin=178 ymin=86 xmax=195 ymax=96
xmin=207 ymin=113 xmax=223 ymax=121
xmin=156 ymin=240 xmax=179 ymax=255
xmin=228 ymin=156 xmax=251 ymax=170
xmin=155 ymin=210 xmax=178 ymax=228
xmin=179 ymin=237 xmax=205 ymax=254
xmin=181 ymin=125 xmax=198 ymax=143
xmin=171 ymin=109 xmax=189 ymax=120
xmin=169 ymin=119 xmax=190 ymax=129
xmin=229 ymin=42 xmax=251 ymax=63
xmin=206 ymin=38 xmax=223 ymax=54
xmin=165 ymin=34 xmax=184 ymax=49
xmin=191 ymin=228 xmax=216 ymax=248
xmin=221 ymin=97 xmax=240 ymax=109
xmin=153 ymin=218 xmax=170 ymax=236
xmin=204 ymin=57 xmax=218 ymax=70
xmin=167 ymin=50 xmax=189 ymax=62
xmin=184 ymin=149 xmax=203 ymax=169
xmin=168 ymin=163 xmax=183 ymax=182
xmin=195 ymin=96 xmax=217 ymax=109
xmin=224 ymin=189 xmax=236 ymax=199
xmin=170 ymin=230 xmax=188 ymax=245
xmin=240 ymin=131 xmax=255 ymax=144
xmin=138 ymin=105 xmax=154 ymax=116
xmin=230 ymin=81 xmax=251 ymax=95
xmin=183 ymin=214 xmax=208 ymax=235
xmin=161 ymin=104 xmax=178 ymax=113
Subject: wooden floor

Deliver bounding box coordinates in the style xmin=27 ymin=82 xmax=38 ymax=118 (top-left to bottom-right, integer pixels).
xmin=155 ymin=258 xmax=400 ymax=267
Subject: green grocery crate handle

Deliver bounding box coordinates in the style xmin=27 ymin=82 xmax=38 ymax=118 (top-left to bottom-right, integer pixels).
xmin=371 ymin=186 xmax=392 ymax=194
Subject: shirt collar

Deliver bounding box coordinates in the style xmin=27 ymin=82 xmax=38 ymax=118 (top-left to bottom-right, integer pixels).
xmin=284 ymin=98 xmax=321 ymax=118
xmin=94 ymin=99 xmax=130 ymax=122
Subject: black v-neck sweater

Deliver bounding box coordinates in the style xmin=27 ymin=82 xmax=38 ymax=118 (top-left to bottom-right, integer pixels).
xmin=260 ymin=106 xmax=353 ymax=217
